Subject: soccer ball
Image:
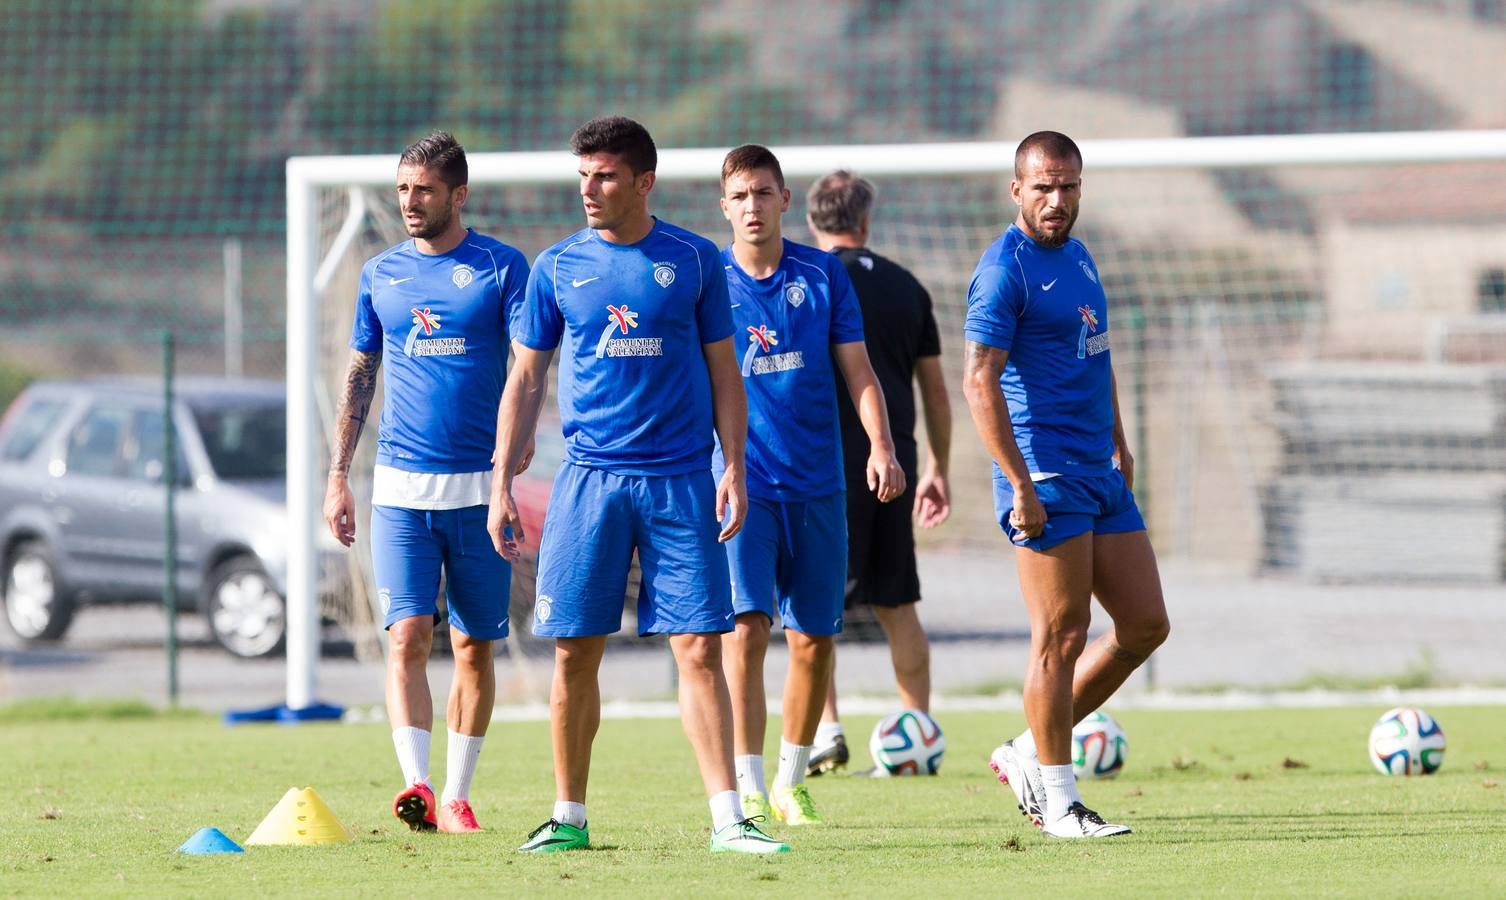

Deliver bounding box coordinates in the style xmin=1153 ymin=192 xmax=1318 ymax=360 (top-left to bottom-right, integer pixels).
xmin=868 ymin=709 xmax=946 ymax=776
xmin=1072 ymin=711 xmax=1128 ymax=780
xmin=1368 ymin=707 xmax=1445 ymax=775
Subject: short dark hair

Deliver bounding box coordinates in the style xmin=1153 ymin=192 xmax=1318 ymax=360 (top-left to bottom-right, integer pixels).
xmin=720 ymin=144 xmax=785 ymax=190
xmin=1014 ymin=130 xmax=1082 ymax=179
xmin=399 ymin=131 xmax=467 ymax=187
xmin=570 ymin=116 xmax=657 ymax=176
xmin=806 ymin=170 xmax=875 ymax=235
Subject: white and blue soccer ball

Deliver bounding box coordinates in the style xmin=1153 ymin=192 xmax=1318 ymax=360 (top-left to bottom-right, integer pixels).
xmin=868 ymin=709 xmax=946 ymax=776
xmin=1072 ymin=711 xmax=1128 ymax=780
xmin=1368 ymin=707 xmax=1446 ymax=775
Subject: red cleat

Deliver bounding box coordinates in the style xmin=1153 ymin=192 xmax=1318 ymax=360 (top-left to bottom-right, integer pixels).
xmin=393 ymin=782 xmax=437 ymax=832
xmin=437 ymin=799 xmax=482 ymax=834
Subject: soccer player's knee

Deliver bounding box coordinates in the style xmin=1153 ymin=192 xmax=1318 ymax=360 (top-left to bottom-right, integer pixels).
xmin=1038 ymin=616 xmax=1090 ymax=659
xmin=787 ymin=631 xmax=833 ymax=663
xmin=1131 ymin=613 xmax=1170 ymax=653
xmin=675 ymin=634 xmax=723 ymax=672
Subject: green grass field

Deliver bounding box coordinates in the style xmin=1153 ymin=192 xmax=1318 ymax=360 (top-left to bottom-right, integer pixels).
xmin=4 ymin=702 xmax=1504 ymax=897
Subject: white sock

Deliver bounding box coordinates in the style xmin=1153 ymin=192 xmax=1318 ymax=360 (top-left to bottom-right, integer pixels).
xmin=1040 ymin=763 xmax=1081 ymax=822
xmin=815 ymin=721 xmax=844 ymax=745
xmin=440 ymin=730 xmax=485 ymax=804
xmin=392 ymin=726 xmax=431 ymax=788
xmin=1014 ymin=728 xmax=1037 ymax=759
xmin=735 ymin=754 xmax=766 ymax=796
xmin=553 ymin=800 xmax=587 ymax=829
xmin=710 ymin=789 xmax=744 ymax=832
xmin=774 ymin=738 xmax=811 ymax=789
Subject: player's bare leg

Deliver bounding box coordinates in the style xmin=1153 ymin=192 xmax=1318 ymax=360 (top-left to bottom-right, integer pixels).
xmin=1014 ymin=533 xmax=1094 ymax=770
xmin=770 ymin=629 xmax=833 ymax=825
xmin=1072 ymin=530 xmax=1169 ymax=719
xmin=721 ymin=613 xmax=772 ymax=817
xmin=551 ymin=635 xmax=607 ymax=803
xmin=387 ymin=615 xmax=437 ymax=831
xmin=437 ymin=631 xmax=494 ymax=833
xmin=721 ymin=613 xmax=771 ymax=757
xmin=875 ymin=603 xmax=931 ymax=712
xmin=669 ymin=632 xmax=739 ymax=797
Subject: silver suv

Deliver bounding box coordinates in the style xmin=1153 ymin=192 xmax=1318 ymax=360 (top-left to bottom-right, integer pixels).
xmin=0 ymin=378 xmax=328 ymax=658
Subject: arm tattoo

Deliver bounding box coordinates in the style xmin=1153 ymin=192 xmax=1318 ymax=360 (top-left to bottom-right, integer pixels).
xmin=329 ymin=348 xmax=381 ymax=476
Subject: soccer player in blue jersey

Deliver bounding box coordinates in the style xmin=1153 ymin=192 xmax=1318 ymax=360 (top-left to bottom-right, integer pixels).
xmin=487 ymin=117 xmax=787 ymax=855
xmin=962 ymin=131 xmax=1170 ymax=839
xmin=713 ymin=145 xmax=905 ymax=826
xmin=323 ymin=132 xmax=528 ymax=835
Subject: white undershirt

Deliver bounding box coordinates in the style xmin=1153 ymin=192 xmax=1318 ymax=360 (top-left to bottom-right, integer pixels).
xmin=370 ymin=464 xmax=492 ymax=510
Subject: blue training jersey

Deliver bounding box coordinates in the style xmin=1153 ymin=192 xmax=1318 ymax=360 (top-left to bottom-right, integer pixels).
xmin=517 ymin=218 xmax=735 ymax=476
xmin=716 ymin=239 xmax=865 ymax=502
xmin=963 ymin=224 xmax=1115 ymax=475
xmin=349 ymin=229 xmax=529 ymax=473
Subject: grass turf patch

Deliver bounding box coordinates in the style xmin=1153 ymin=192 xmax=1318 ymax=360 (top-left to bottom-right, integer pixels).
xmin=3 ymin=706 xmax=1504 ymax=896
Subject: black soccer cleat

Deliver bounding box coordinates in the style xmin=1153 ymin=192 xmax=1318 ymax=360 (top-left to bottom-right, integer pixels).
xmin=806 ymin=733 xmax=850 ymax=777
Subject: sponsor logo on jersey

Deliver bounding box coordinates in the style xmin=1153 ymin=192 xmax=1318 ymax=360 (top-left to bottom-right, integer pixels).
xmin=785 ymin=282 xmax=806 ymax=307
xmin=452 ymin=263 xmax=476 ymax=289
xmin=653 ymin=263 xmax=676 ymax=287
xmin=594 ymin=304 xmax=663 ymax=358
xmin=741 ymin=323 xmax=803 ymax=376
xmin=1076 ymin=305 xmax=1108 ymax=359
xmin=405 ymin=307 xmax=466 ymax=357
xmin=1079 ymin=260 xmax=1098 ymax=284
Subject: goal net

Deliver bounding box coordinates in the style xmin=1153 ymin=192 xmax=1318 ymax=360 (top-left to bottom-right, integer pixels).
xmin=287 ymin=131 xmax=1506 ymax=710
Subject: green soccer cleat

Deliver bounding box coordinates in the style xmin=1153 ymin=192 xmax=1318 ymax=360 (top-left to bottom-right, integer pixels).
xmin=769 ymin=783 xmax=824 ymax=826
xmin=710 ymin=818 xmax=791 ymax=854
xmin=741 ymin=790 xmax=771 ymax=823
xmin=517 ymin=818 xmax=589 ymax=853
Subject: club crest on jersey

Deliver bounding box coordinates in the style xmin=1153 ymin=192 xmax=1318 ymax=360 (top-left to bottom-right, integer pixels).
xmin=452 ymin=264 xmax=476 ymax=289
xmin=653 ymin=263 xmax=676 ymax=288
xmin=785 ymin=282 xmax=807 ymax=307
xmin=741 ymin=323 xmax=804 ymax=376
xmin=405 ymin=307 xmax=466 ymax=357
xmin=595 ymin=304 xmax=663 ymax=358
xmin=1079 ymin=260 xmax=1098 ymax=284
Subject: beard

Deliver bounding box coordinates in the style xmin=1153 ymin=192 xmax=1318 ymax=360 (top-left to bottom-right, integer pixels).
xmin=1024 ymin=206 xmax=1077 ymax=249
xmin=405 ymin=207 xmax=453 ymax=240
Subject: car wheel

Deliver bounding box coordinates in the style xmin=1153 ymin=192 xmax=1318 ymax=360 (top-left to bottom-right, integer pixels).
xmin=205 ymin=556 xmax=286 ymax=658
xmin=1 ymin=539 xmax=75 ymax=642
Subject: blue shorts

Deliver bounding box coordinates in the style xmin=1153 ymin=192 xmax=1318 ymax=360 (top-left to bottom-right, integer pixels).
xmin=727 ymin=493 xmax=847 ymax=636
xmin=993 ymin=470 xmax=1145 ymax=552
xmin=371 ymin=504 xmax=511 ymax=640
xmin=534 ymin=463 xmax=733 ymax=638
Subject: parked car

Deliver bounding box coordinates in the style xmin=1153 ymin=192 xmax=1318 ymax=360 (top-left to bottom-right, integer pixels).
xmin=0 ymin=379 xmax=333 ymax=657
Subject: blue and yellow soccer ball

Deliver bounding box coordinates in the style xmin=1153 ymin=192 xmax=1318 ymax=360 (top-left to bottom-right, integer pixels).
xmin=1369 ymin=707 xmax=1446 ymax=775
xmin=868 ymin=709 xmax=946 ymax=776
xmin=1072 ymin=711 xmax=1128 ymax=780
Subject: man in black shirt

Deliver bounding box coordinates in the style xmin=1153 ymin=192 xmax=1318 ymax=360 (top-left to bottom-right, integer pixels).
xmin=805 ymin=171 xmax=952 ymax=775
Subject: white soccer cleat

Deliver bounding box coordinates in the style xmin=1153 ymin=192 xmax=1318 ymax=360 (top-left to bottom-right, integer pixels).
xmin=988 ymin=739 xmax=1044 ymax=828
xmin=1042 ymin=802 xmax=1131 ymax=839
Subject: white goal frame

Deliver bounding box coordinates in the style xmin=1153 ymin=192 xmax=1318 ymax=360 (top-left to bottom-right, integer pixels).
xmin=284 ymin=128 xmax=1506 ymax=713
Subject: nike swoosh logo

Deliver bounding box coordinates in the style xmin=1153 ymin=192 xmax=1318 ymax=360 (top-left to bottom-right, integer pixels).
xmin=571 ymin=276 xmax=600 ymax=288
xmin=389 ymin=276 xmax=414 ymax=285
xmin=1040 ymin=279 xmax=1057 ymax=291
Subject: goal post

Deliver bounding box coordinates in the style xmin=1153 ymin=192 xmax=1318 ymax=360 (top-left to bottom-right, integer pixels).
xmin=284 ymin=129 xmax=1506 ymax=713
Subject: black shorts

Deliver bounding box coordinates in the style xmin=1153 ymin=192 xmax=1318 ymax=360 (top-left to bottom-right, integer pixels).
xmin=844 ymin=457 xmax=921 ymax=609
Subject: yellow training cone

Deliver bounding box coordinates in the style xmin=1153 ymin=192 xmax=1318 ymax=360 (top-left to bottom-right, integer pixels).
xmin=245 ymin=787 xmax=355 ymax=846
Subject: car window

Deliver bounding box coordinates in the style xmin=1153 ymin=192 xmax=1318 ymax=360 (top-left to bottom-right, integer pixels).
xmin=128 ymin=409 xmax=191 ymax=484
xmin=192 ymin=403 xmax=285 ymax=480
xmin=65 ymin=405 xmax=130 ymax=478
xmin=0 ymin=396 xmax=67 ymax=461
